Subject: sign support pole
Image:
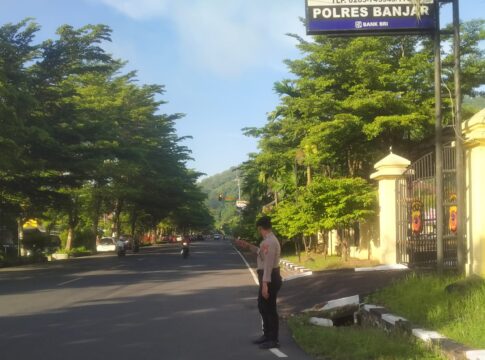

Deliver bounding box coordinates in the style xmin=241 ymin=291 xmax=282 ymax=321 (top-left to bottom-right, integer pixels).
xmin=434 ymin=0 xmax=444 ymax=274
xmin=453 ymin=0 xmax=466 ymax=274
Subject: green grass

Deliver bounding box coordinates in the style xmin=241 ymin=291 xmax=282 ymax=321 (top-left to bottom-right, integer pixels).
xmin=288 ymin=315 xmax=444 ymax=360
xmin=283 ymin=253 xmax=379 ymax=271
xmin=368 ymin=274 xmax=485 ymax=349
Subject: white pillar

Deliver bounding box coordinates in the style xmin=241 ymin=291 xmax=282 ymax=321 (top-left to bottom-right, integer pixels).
xmin=370 ymin=153 xmax=411 ymax=265
xmin=463 ymin=108 xmax=485 ymax=277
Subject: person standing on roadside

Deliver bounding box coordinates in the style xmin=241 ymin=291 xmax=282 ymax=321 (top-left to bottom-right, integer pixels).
xmin=236 ymin=216 xmax=282 ymax=349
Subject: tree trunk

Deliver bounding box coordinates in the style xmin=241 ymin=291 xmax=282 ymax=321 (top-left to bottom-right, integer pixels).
xmin=307 ymin=165 xmax=312 ymax=185
xmin=130 ymin=208 xmax=138 ymax=238
xmin=295 ymin=238 xmax=301 ymax=263
xmin=302 ymin=235 xmax=310 ymax=255
xmin=17 ymin=217 xmax=24 ymax=257
xmin=66 ymin=225 xmax=74 ymax=251
xmin=112 ymin=198 xmax=124 ymax=238
xmin=66 ymin=196 xmax=79 ymax=251
xmin=91 ymin=194 xmax=102 ymax=251
xmin=338 ymin=229 xmax=349 ymax=262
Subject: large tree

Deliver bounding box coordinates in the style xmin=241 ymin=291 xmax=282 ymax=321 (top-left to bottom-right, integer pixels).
xmin=239 ymin=20 xmax=484 ymax=247
xmin=0 ymin=20 xmax=213 ymax=252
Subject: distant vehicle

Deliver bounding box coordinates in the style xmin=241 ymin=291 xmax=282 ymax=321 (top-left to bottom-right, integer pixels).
xmin=176 ymin=235 xmax=183 ymax=242
xmin=96 ymin=237 xmax=116 ymax=252
xmin=21 ymin=228 xmax=60 ymax=255
xmin=213 ymin=234 xmax=222 ymax=240
xmin=181 ymin=240 xmax=189 ymax=259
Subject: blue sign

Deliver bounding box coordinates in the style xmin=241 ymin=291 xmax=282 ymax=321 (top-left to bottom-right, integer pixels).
xmin=306 ymin=0 xmax=437 ymax=35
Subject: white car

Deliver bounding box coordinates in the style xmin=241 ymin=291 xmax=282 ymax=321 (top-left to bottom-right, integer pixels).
xmin=96 ymin=237 xmax=116 ymax=252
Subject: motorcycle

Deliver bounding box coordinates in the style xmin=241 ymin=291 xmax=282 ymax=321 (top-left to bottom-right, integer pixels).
xmin=181 ymin=241 xmax=189 ymax=259
xmin=116 ymin=240 xmax=126 ymax=257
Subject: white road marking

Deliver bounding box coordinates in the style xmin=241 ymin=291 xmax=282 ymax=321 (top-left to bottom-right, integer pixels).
xmin=233 ymin=246 xmax=259 ymax=285
xmin=57 ymin=278 xmax=82 ymax=286
xmin=270 ymin=348 xmax=289 ymax=358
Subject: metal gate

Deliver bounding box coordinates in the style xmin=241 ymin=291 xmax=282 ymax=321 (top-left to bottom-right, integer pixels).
xmin=396 ymin=146 xmax=458 ymax=268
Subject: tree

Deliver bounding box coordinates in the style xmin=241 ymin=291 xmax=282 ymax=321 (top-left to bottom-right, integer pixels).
xmin=241 ymin=20 xmax=484 ymax=258
xmin=0 ymin=20 xmax=213 ymax=253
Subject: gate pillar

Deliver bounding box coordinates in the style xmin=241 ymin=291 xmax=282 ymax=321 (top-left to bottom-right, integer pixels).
xmin=463 ymin=108 xmax=485 ymax=277
xmin=371 ymin=153 xmax=411 ymax=265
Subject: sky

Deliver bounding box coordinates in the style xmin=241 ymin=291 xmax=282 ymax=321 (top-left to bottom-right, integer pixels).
xmin=0 ymin=0 xmax=484 ymax=177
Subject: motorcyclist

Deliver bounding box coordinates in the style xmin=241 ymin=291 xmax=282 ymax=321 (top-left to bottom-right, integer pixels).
xmin=116 ymin=238 xmax=126 ymax=256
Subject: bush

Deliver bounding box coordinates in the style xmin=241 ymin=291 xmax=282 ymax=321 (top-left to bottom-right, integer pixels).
xmin=70 ymin=246 xmax=92 ymax=257
xmin=73 ymin=228 xmax=96 ymax=249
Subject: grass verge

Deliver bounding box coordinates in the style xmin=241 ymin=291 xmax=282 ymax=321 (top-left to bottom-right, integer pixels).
xmin=368 ymin=273 xmax=485 ymax=349
xmin=288 ymin=315 xmax=444 ymax=360
xmin=283 ymin=253 xmax=379 ymax=271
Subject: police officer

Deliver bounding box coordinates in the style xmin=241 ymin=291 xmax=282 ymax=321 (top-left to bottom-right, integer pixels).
xmin=236 ymin=216 xmax=282 ymax=349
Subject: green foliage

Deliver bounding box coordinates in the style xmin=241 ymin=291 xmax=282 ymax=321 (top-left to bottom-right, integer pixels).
xmin=199 ymin=167 xmax=240 ymax=231
xmin=237 ymin=20 xmax=484 ymax=247
xmin=0 ymin=19 xmax=212 ymax=250
xmin=272 ymin=177 xmax=376 ymax=239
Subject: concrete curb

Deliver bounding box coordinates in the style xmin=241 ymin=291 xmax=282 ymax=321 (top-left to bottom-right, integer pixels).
xmin=303 ymin=294 xmax=361 ymax=313
xmin=280 ymin=259 xmax=313 ymax=275
xmin=360 ymin=304 xmax=485 ymax=360
xmin=355 ymin=264 xmax=409 ymax=272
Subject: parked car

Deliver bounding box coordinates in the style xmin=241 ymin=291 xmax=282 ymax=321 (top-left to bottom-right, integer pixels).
xmin=0 ymin=228 xmax=18 ymax=261
xmin=96 ymin=237 xmax=116 ymax=252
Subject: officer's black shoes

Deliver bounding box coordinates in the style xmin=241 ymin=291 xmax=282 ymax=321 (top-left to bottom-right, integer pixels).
xmin=259 ymin=340 xmax=280 ymax=349
xmin=252 ymin=335 xmax=268 ymax=345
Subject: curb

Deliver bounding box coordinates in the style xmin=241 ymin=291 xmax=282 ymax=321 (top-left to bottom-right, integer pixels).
xmin=360 ymin=304 xmax=485 ymax=360
xmin=303 ymin=294 xmax=361 ymax=313
xmin=280 ymin=259 xmax=313 ymax=275
xmin=355 ymin=264 xmax=409 ymax=272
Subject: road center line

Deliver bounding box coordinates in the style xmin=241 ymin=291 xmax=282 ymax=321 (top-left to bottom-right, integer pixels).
xmin=233 ymin=246 xmax=259 ymax=285
xmin=57 ymin=278 xmax=82 ymax=287
xmin=270 ymin=348 xmax=289 ymax=358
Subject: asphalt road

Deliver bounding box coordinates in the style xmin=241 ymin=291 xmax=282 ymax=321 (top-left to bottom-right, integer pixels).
xmin=0 ymin=240 xmax=312 ymax=360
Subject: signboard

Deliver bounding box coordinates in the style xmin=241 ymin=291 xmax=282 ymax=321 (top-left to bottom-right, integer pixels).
xmin=306 ymin=0 xmax=437 ymax=35
xmin=236 ymin=200 xmax=249 ymax=210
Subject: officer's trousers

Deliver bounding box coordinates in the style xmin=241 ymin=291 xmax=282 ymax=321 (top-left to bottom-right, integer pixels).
xmin=257 ymin=268 xmax=282 ymax=342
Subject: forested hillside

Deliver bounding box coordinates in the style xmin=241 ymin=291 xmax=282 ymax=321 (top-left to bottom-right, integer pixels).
xmin=199 ymin=168 xmax=242 ymax=232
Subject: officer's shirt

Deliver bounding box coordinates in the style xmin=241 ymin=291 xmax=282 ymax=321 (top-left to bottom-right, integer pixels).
xmin=256 ymin=232 xmax=281 ymax=283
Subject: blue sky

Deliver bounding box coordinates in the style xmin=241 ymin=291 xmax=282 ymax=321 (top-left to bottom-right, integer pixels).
xmin=0 ymin=0 xmax=484 ymax=177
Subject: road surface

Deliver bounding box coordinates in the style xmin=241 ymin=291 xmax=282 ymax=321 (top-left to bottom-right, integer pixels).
xmin=0 ymin=240 xmax=312 ymax=360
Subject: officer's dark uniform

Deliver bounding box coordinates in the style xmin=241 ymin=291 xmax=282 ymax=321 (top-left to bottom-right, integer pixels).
xmin=256 ymin=231 xmax=282 ymax=343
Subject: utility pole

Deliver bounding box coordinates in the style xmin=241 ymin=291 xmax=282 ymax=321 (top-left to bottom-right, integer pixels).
xmin=434 ymin=0 xmax=444 ymax=274
xmin=235 ymin=171 xmax=242 ymax=201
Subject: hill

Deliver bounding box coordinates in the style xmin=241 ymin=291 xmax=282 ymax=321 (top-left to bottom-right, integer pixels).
xmin=199 ymin=167 xmax=242 ymax=232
